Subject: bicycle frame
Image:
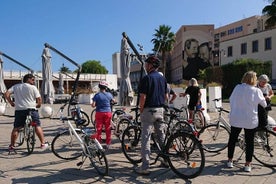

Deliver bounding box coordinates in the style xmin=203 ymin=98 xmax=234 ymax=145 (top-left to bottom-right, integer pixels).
xmin=60 ymin=116 xmax=103 ymax=152
xmin=23 ymin=110 xmax=36 ymax=154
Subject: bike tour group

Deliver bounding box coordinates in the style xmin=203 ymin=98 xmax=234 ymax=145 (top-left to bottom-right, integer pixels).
xmin=4 ymin=66 xmax=276 ymax=180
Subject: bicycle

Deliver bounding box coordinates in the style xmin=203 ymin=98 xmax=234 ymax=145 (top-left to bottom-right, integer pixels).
xmin=121 ymin=105 xmax=205 ymax=179
xmin=198 ymin=98 xmax=231 ymax=153
xmin=114 ymin=106 xmax=140 ymax=140
xmin=90 ymin=107 xmax=126 ymax=128
xmin=179 ymin=103 xmax=207 ymax=131
xmin=55 ymin=99 xmax=90 ymax=128
xmin=13 ymin=109 xmax=37 ymax=154
xmin=199 ymin=98 xmax=276 ymax=167
xmin=51 ymin=104 xmax=109 ymax=175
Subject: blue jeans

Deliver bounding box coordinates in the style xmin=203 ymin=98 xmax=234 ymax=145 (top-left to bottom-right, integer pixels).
xmin=140 ymin=107 xmax=166 ymax=170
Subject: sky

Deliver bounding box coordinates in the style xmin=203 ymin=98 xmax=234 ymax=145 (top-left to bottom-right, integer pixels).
xmin=0 ymin=0 xmax=270 ymax=74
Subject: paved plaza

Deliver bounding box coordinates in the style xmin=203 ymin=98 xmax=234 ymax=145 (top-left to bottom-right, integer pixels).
xmin=1 ymin=103 xmax=276 ymax=184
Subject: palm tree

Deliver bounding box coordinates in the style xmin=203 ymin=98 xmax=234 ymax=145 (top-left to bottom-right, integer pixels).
xmin=151 ymin=25 xmax=175 ymax=76
xmin=262 ymin=0 xmax=276 ymax=28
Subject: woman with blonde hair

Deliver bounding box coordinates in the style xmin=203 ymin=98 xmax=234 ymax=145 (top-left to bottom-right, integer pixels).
xmin=179 ymin=78 xmax=202 ymax=120
xmin=227 ymin=71 xmax=267 ymax=172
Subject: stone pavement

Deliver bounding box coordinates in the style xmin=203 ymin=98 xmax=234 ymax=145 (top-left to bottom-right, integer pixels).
xmin=1 ymin=103 xmax=276 ymax=184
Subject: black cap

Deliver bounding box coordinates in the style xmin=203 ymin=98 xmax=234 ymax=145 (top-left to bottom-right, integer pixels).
xmin=145 ymin=56 xmax=160 ymax=68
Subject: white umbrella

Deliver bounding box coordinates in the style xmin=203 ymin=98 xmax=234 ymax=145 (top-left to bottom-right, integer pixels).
xmin=119 ymin=38 xmax=133 ymax=106
xmin=41 ymin=47 xmax=55 ymax=104
xmin=58 ymin=72 xmax=64 ymax=94
xmin=0 ymin=55 xmax=7 ymax=104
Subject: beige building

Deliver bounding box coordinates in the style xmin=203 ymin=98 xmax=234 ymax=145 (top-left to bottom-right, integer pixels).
xmin=170 ymin=15 xmax=276 ymax=82
xmin=214 ymin=15 xmax=276 ymax=79
xmin=114 ymin=14 xmax=276 ymax=88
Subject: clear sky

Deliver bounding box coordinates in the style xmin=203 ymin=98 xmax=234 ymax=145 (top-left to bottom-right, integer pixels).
xmin=0 ymin=0 xmax=269 ymax=74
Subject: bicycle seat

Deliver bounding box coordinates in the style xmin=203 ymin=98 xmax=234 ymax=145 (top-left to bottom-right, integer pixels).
xmin=70 ymin=100 xmax=79 ymax=105
xmin=76 ymin=119 xmax=87 ymax=125
xmin=27 ymin=108 xmax=37 ymax=111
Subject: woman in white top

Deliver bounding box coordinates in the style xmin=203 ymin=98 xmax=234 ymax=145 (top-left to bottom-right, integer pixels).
xmin=227 ymin=71 xmax=267 ymax=172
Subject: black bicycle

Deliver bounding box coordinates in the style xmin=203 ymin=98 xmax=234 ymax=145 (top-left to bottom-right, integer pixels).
xmin=121 ymin=106 xmax=205 ymax=179
xmin=14 ymin=109 xmax=37 ymax=154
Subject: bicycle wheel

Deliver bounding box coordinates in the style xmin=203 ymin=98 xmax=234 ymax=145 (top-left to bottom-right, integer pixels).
xmin=253 ymin=128 xmax=276 ymax=167
xmin=193 ymin=110 xmax=206 ymax=131
xmin=171 ymin=121 xmax=193 ymax=133
xmin=15 ymin=128 xmax=25 ymax=147
xmin=86 ymin=138 xmax=109 ymax=175
xmin=198 ymin=123 xmax=230 ymax=153
xmin=121 ymin=125 xmax=142 ymax=165
xmin=112 ymin=109 xmax=126 ymax=123
xmin=179 ymin=106 xmax=189 ymax=120
xmin=26 ymin=125 xmax=35 ymax=154
xmin=115 ymin=118 xmax=131 ymax=140
xmin=166 ymin=132 xmax=205 ymax=179
xmin=79 ymin=110 xmax=90 ymax=127
xmin=51 ymin=129 xmax=83 ymax=160
xmin=90 ymin=109 xmax=96 ymax=127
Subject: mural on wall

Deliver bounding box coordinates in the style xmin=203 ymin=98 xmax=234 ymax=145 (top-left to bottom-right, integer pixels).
xmin=182 ymin=38 xmax=212 ymax=80
xmin=180 ymin=26 xmax=215 ymax=81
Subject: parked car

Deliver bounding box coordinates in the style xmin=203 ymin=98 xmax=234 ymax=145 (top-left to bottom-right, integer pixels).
xmin=270 ymin=79 xmax=276 ymax=90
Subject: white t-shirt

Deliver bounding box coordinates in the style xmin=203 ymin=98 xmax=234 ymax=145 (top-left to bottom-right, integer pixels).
xmin=8 ymin=83 xmax=41 ymax=110
xmin=229 ymin=83 xmax=267 ymax=129
xmin=257 ymin=83 xmax=272 ymax=96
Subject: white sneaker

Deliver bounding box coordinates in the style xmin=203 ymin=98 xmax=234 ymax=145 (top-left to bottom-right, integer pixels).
xmin=227 ymin=161 xmax=233 ymax=168
xmin=41 ymin=142 xmax=50 ymax=150
xmin=244 ymin=165 xmax=251 ymax=172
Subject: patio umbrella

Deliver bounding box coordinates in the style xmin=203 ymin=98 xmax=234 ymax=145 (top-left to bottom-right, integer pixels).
xmin=119 ymin=37 xmax=133 ymax=106
xmin=58 ymin=72 xmax=64 ymax=94
xmin=41 ymin=47 xmax=55 ymax=104
xmin=0 ymin=55 xmax=7 ymax=104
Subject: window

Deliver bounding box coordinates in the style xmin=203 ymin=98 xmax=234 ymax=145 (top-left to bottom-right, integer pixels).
xmin=214 ymin=33 xmax=220 ymax=40
xmin=241 ymin=43 xmax=247 ymax=55
xmin=265 ymin=37 xmax=272 ymax=50
xmin=228 ymin=28 xmax=235 ymax=35
xmin=220 ymin=31 xmax=226 ymax=37
xmin=227 ymin=46 xmax=233 ymax=57
xmin=252 ymin=40 xmax=258 ymax=53
xmin=235 ymin=26 xmax=243 ymax=33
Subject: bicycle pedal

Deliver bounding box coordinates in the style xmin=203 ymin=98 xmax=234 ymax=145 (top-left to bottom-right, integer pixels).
xmin=8 ymin=150 xmax=17 ymax=155
xmin=76 ymin=161 xmax=84 ymax=166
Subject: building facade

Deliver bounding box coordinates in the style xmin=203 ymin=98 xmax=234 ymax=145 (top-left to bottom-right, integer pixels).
xmin=114 ymin=14 xmax=276 ymax=89
xmin=170 ymin=15 xmax=276 ymax=83
xmin=3 ymin=70 xmax=117 ymax=95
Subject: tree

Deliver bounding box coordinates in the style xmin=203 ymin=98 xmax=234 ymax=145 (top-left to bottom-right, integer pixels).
xmin=81 ymin=60 xmax=108 ymax=74
xmin=262 ymin=0 xmax=276 ymax=28
xmin=151 ymin=25 xmax=175 ymax=75
xmin=59 ymin=63 xmax=71 ymax=73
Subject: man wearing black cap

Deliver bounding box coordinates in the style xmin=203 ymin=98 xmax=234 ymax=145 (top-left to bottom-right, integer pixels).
xmin=5 ymin=73 xmax=49 ymax=153
xmin=135 ymin=56 xmax=168 ymax=175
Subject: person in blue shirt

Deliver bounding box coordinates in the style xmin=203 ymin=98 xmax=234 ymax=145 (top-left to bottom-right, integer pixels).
xmin=91 ymin=81 xmax=115 ymax=149
xmin=135 ymin=56 xmax=168 ymax=175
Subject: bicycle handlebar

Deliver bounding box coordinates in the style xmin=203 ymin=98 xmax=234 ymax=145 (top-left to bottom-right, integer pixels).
xmin=212 ymin=98 xmax=230 ymax=113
